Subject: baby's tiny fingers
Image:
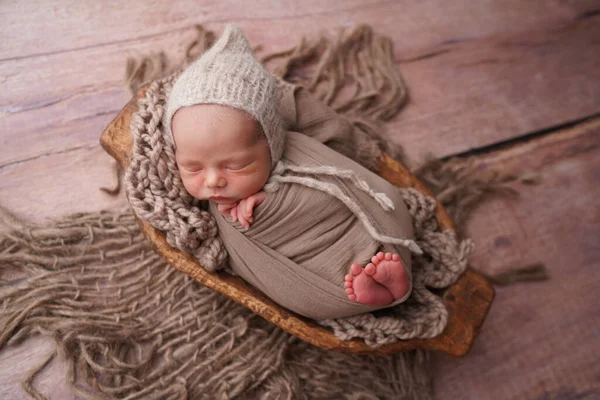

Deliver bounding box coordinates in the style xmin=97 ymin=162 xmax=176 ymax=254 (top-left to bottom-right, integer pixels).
xmin=246 ymin=199 xmax=256 ymax=217
xmin=236 ymin=202 xmax=251 ymax=229
xmin=255 ymin=192 xmax=266 ymax=206
xmin=239 ymin=214 xmax=249 ymax=229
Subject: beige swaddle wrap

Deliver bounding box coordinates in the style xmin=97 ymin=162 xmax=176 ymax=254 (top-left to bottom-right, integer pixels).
xmin=209 ymin=131 xmax=418 ymax=320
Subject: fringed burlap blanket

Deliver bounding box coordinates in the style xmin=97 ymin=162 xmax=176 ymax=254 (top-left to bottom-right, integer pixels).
xmin=0 ymin=25 xmax=548 ymax=399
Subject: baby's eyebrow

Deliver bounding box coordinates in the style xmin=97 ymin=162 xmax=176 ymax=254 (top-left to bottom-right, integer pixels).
xmin=176 ymin=158 xmax=202 ymax=167
xmin=222 ymin=153 xmax=252 ymax=163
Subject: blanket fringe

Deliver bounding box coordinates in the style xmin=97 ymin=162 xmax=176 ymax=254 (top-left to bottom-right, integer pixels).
xmin=0 ymin=205 xmax=434 ymax=399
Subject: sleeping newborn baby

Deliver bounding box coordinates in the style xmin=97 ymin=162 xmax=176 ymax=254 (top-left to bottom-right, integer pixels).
xmin=164 ymin=25 xmax=421 ymax=320
xmin=172 ymin=103 xmax=411 ymax=307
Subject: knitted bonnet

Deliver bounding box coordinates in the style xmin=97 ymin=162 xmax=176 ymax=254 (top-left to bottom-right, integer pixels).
xmin=164 ymin=24 xmax=284 ymax=168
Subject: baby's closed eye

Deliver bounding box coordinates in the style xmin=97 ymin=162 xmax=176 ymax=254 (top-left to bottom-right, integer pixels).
xmin=226 ymin=162 xmax=250 ymax=170
xmin=181 ymin=165 xmax=204 ymax=173
xmin=226 ymin=160 xmax=256 ymax=172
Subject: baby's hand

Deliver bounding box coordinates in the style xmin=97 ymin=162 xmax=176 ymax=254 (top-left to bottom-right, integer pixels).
xmin=217 ymin=202 xmax=239 ymax=221
xmin=235 ymin=191 xmax=266 ymax=229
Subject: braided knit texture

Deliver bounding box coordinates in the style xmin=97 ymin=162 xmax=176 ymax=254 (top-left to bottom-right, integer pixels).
xmin=126 ymin=76 xmax=228 ymax=273
xmin=125 ymin=74 xmax=474 ymax=346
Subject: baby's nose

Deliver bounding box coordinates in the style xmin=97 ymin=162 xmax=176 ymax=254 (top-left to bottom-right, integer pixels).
xmin=205 ymin=169 xmax=227 ymax=188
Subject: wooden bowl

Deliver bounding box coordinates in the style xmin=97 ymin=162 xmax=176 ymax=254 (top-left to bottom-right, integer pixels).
xmin=100 ymin=86 xmax=494 ymax=357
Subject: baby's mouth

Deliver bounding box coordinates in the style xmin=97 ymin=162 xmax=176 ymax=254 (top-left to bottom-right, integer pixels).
xmin=209 ymin=195 xmax=234 ymax=202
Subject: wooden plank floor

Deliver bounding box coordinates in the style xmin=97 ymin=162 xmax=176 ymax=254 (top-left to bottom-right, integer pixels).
xmin=1 ymin=1 xmax=599 ymax=399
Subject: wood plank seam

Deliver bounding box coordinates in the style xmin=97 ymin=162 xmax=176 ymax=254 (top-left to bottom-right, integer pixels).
xmin=442 ymin=113 xmax=600 ymax=161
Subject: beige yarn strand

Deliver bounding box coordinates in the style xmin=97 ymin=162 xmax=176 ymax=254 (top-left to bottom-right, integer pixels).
xmin=273 ymin=162 xmax=396 ymax=210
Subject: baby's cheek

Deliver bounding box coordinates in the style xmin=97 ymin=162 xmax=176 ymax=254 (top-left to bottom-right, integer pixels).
xmin=181 ymin=175 xmax=204 ymax=198
xmin=230 ymin=175 xmax=261 ymax=196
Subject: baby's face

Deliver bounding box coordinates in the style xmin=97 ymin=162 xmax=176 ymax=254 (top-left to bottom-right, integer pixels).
xmin=172 ymin=104 xmax=271 ymax=205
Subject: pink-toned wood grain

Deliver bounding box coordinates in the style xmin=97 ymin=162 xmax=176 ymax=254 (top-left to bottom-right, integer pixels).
xmin=433 ymin=119 xmax=600 ymax=400
xmin=0 ymin=147 xmax=127 ymax=224
xmin=0 ymin=337 xmax=73 ymax=400
xmin=2 ymin=0 xmax=597 ymax=60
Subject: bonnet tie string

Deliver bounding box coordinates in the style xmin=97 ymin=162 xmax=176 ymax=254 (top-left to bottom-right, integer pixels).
xmin=263 ymin=161 xmax=423 ymax=255
xmin=274 ymin=163 xmax=396 ymax=211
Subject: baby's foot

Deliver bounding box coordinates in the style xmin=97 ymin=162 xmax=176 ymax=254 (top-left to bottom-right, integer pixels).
xmin=344 ymin=263 xmax=394 ymax=306
xmin=364 ymin=252 xmax=410 ymax=300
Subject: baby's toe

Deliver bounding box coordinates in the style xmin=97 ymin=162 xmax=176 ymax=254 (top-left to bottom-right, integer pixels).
xmin=344 ymin=281 xmax=352 ymax=288
xmin=345 ymin=274 xmax=354 ymax=282
xmin=385 ymin=252 xmax=393 ymax=261
xmin=364 ymin=263 xmax=376 ymax=276
xmin=348 ymin=294 xmax=357 ymax=302
xmin=346 ymin=288 xmax=354 ymax=295
xmin=392 ymin=253 xmax=400 ymax=261
xmin=376 ymin=252 xmax=385 ymax=260
xmin=350 ymin=263 xmax=362 ymax=275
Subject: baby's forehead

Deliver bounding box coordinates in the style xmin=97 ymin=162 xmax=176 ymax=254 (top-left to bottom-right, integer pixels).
xmin=173 ymin=103 xmax=263 ymax=144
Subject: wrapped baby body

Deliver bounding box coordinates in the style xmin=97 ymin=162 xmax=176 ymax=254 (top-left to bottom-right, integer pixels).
xmin=209 ymin=131 xmax=418 ymax=320
xmin=162 ymin=24 xmax=421 ymax=321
